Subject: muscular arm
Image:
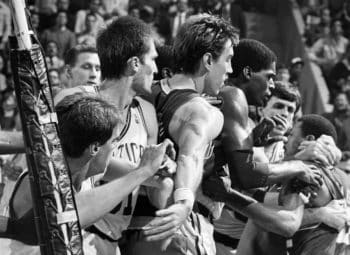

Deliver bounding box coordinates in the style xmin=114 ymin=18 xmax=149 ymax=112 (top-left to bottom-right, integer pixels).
xmin=220 ymin=87 xmax=313 ymax=189
xmin=170 ymin=100 xmax=223 ymax=206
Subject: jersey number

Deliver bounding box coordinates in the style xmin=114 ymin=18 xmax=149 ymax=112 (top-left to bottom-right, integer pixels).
xmin=110 ymin=193 xmax=133 ymax=215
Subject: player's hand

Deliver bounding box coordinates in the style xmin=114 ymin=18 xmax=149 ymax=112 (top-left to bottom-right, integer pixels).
xmin=139 ymin=139 xmax=175 ymax=177
xmin=320 ymin=199 xmax=348 ymax=231
xmin=157 ymin=155 xmax=177 ymax=177
xmin=296 ymin=161 xmax=323 ymax=187
xmin=253 ymin=115 xmax=288 ymax=146
xmin=142 ymin=202 xmax=192 ymax=243
xmin=295 ymin=135 xmax=341 ymax=166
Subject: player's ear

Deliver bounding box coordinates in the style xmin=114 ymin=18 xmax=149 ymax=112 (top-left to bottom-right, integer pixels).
xmin=89 ymin=142 xmax=101 ymax=156
xmin=162 ymin=67 xmax=173 ymax=79
xmin=125 ymin=56 xmax=140 ymax=75
xmin=65 ymin=65 xmax=73 ymax=80
xmin=242 ymin=66 xmax=252 ymax=80
xmin=203 ymin=52 xmax=213 ymax=71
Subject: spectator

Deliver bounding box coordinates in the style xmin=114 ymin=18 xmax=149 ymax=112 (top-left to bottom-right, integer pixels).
xmin=74 ymin=0 xmax=105 ymax=35
xmin=0 ymin=0 xmax=11 ymax=52
xmin=323 ymin=92 xmax=350 ymax=157
xmin=289 ymin=57 xmax=304 ymax=87
xmin=213 ymin=0 xmax=247 ymax=38
xmin=128 ymin=4 xmax=140 ymax=19
xmin=329 ymin=44 xmax=350 ymax=98
xmin=338 ymin=0 xmax=350 ymax=39
xmin=309 ymin=20 xmax=349 ymax=78
xmin=48 ymin=68 xmax=63 ymax=97
xmin=57 ymin=0 xmax=76 ymax=31
xmin=0 ymin=88 xmax=17 ymax=131
xmin=45 ymin=41 xmax=65 ymax=70
xmin=35 ymin=0 xmax=57 ymax=31
xmin=0 ymin=55 xmax=7 ymax=93
xmin=41 ymin=11 xmax=76 ymax=58
xmin=77 ymin=13 xmax=98 ymax=46
xmin=101 ymin=0 xmax=129 ymax=16
xmin=170 ymin=0 xmax=191 ymax=40
xmin=304 ymin=7 xmax=331 ymax=46
xmin=139 ymin=5 xmax=165 ymax=45
xmin=276 ymin=63 xmax=291 ymax=83
xmin=30 ymin=11 xmax=40 ymax=34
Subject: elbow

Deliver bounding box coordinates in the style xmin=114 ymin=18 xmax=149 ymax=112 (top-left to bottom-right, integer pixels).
xmin=279 ymin=224 xmax=298 ymax=238
xmin=277 ymin=215 xmax=300 ymax=237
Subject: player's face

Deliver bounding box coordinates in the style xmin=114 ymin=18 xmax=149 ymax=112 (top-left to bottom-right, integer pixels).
xmin=204 ymin=39 xmax=233 ymax=96
xmin=132 ymin=38 xmax=158 ymax=95
xmin=263 ymin=96 xmax=296 ymax=136
xmin=249 ymin=61 xmax=276 ymax=107
xmin=93 ymin=126 xmax=121 ymax=171
xmin=285 ymin=122 xmax=304 ymax=157
xmin=70 ymin=52 xmax=101 ymax=87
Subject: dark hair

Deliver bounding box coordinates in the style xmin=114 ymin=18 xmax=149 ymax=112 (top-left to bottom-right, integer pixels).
xmin=97 ymin=16 xmax=152 ymax=79
xmin=154 ymin=44 xmax=174 ymax=80
xmin=299 ymin=114 xmax=337 ymax=142
xmin=56 ymin=95 xmax=119 ymax=158
xmin=173 ymin=14 xmax=239 ymax=74
xmin=64 ymin=44 xmax=98 ymax=66
xmin=231 ymin=39 xmax=277 ymax=78
xmin=271 ymin=81 xmax=301 ymax=113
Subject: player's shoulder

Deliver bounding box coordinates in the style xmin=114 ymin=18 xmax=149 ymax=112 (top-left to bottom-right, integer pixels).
xmin=54 ymin=85 xmax=98 ymax=105
xmin=219 ymin=86 xmax=248 ymax=115
xmin=219 ymin=86 xmax=246 ymax=104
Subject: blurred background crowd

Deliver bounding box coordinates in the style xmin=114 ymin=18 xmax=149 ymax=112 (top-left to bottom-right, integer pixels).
xmin=0 ymin=0 xmax=350 ymax=210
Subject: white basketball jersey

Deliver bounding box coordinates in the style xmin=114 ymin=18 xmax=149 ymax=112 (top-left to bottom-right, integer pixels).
xmin=93 ymin=98 xmax=148 ymax=240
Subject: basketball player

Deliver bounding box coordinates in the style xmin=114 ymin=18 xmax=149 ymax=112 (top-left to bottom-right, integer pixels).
xmin=0 ymin=44 xmax=102 ymax=154
xmin=237 ymin=115 xmax=350 ymax=255
xmin=0 ymin=95 xmax=174 ymax=254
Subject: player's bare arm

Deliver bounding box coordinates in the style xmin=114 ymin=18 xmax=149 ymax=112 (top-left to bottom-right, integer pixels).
xmin=143 ymin=99 xmax=223 ymax=241
xmin=220 ymin=87 xmax=322 ymax=189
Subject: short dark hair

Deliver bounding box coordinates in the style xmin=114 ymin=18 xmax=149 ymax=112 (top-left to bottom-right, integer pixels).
xmin=173 ymin=14 xmax=239 ymax=74
xmin=299 ymin=114 xmax=337 ymax=142
xmin=271 ymin=81 xmax=301 ymax=113
xmin=64 ymin=44 xmax=98 ymax=66
xmin=231 ymin=39 xmax=277 ymax=78
xmin=154 ymin=44 xmax=174 ymax=80
xmin=56 ymin=95 xmax=119 ymax=158
xmin=97 ymin=16 xmax=152 ymax=79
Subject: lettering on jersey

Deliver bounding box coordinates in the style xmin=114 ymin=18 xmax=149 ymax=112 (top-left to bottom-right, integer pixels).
xmin=113 ymin=143 xmax=145 ymax=164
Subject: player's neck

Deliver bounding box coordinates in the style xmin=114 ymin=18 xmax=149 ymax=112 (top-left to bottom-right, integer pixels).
xmin=169 ymin=73 xmax=205 ymax=93
xmin=100 ymin=77 xmax=135 ymax=110
xmin=67 ymin=156 xmax=90 ymax=191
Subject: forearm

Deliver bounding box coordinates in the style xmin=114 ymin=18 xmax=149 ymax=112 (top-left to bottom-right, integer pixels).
xmin=226 ymin=149 xmax=269 ymax=189
xmin=146 ymin=177 xmax=174 ymax=209
xmin=175 ymin=154 xmax=202 ymax=193
xmin=248 ymin=202 xmax=304 ymax=237
xmin=0 ymin=131 xmax=25 ymax=154
xmin=266 ymin=160 xmax=303 ymax=184
xmin=76 ymin=166 xmax=150 ymax=228
xmin=301 ymin=207 xmax=323 ymax=227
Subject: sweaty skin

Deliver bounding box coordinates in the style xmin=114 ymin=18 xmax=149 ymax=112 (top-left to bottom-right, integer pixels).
xmin=218 ymin=86 xmax=322 ymax=189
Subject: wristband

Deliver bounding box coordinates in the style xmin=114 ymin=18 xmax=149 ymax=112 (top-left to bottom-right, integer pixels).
xmin=174 ymin=188 xmax=195 ymax=207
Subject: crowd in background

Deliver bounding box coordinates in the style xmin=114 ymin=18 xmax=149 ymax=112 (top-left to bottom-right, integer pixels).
xmin=297 ymin=0 xmax=350 ymax=164
xmin=0 ymin=0 xmax=349 ymax=198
